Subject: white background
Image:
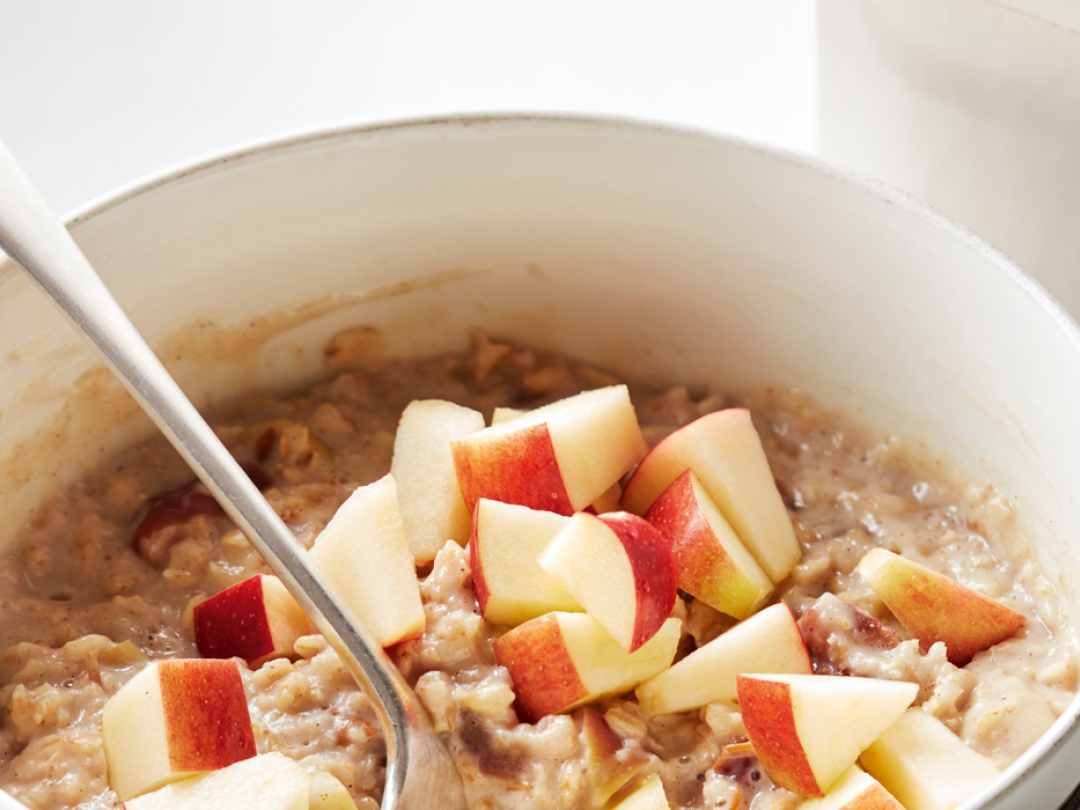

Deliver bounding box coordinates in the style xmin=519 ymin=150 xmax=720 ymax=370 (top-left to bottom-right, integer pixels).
xmin=0 ymin=1 xmax=817 ymax=217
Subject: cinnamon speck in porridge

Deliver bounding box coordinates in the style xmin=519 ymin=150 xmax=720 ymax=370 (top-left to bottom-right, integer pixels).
xmin=0 ymin=328 xmax=1075 ymax=810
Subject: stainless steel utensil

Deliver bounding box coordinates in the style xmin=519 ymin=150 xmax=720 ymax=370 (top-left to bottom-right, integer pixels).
xmin=0 ymin=138 xmax=465 ymax=810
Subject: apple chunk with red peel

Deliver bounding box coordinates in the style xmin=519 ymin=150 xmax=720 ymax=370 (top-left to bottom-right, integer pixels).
xmin=856 ymin=548 xmax=1026 ymax=666
xmin=194 ymin=575 xmax=314 ymax=667
xmin=737 ymin=673 xmax=918 ymax=797
xmin=539 ymin=512 xmax=677 ymax=652
xmin=797 ymin=766 xmax=905 ymax=810
xmin=452 ymin=385 xmax=648 ymax=516
xmin=636 ymin=602 xmax=810 ymax=715
xmin=391 ymin=399 xmax=485 ymax=564
xmin=309 ymin=474 xmax=425 ymax=648
xmin=645 ymin=470 xmax=773 ymax=619
xmin=493 ymin=612 xmax=680 ymax=722
xmin=860 ymin=709 xmax=999 ymax=810
xmin=470 ymin=499 xmax=581 ymax=627
xmin=620 ymin=408 xmax=799 ymax=582
xmin=122 ymin=752 xmax=309 ymax=810
xmin=103 ymin=659 xmax=256 ymax=801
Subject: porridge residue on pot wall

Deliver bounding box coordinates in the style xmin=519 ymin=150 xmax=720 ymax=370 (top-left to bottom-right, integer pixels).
xmin=0 ymin=329 xmax=1075 ymax=810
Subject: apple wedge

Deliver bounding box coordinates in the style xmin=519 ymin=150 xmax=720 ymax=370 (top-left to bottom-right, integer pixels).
xmin=122 ymin=752 xmax=308 ymax=810
xmin=857 ymin=549 xmax=1026 ymax=666
xmin=539 ymin=512 xmax=677 ymax=652
xmin=309 ymin=772 xmax=360 ymax=810
xmin=309 ymin=474 xmax=425 ymax=647
xmin=470 ymin=499 xmax=581 ymax=627
xmin=608 ymin=775 xmax=670 ymax=810
xmin=194 ymin=575 xmax=314 ymax=667
xmin=636 ymin=602 xmax=811 ymax=715
xmin=860 ymin=709 xmax=999 ymax=810
xmin=645 ymin=470 xmax=773 ymax=619
xmin=620 ymin=409 xmax=799 ymax=582
xmin=452 ymin=385 xmax=648 ymax=516
xmin=493 ymin=612 xmax=680 ymax=722
xmin=797 ymin=766 xmax=905 ymax=810
xmin=103 ymin=659 xmax=256 ymax=801
xmin=736 ymin=673 xmax=918 ymax=797
xmin=491 ymin=406 xmax=529 ymax=425
xmin=391 ymin=399 xmax=485 ymax=564
xmin=578 ymin=707 xmax=651 ymax=807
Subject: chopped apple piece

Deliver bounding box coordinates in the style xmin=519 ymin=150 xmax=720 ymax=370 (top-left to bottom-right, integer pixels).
xmin=491 ymin=406 xmax=528 ymax=425
xmin=122 ymin=752 xmax=308 ymax=810
xmin=540 ymin=512 xmax=676 ymax=652
xmin=736 ymin=673 xmax=918 ymax=797
xmin=609 ymin=775 xmax=670 ymax=810
xmin=309 ymin=771 xmax=359 ymax=810
xmin=620 ymin=409 xmax=799 ymax=582
xmin=194 ymin=575 xmax=314 ymax=667
xmin=391 ymin=400 xmax=485 ymax=564
xmin=103 ymin=659 xmax=256 ymax=801
xmin=577 ymin=707 xmax=650 ymax=806
xmin=636 ymin=602 xmax=811 ymax=715
xmin=452 ymin=386 xmax=648 ymax=515
xmin=797 ymin=766 xmax=905 ymax=810
xmin=493 ymin=612 xmax=680 ymax=722
xmin=856 ymin=548 xmax=1026 ymax=666
xmin=309 ymin=474 xmax=425 ymax=647
xmin=860 ymin=709 xmax=999 ymax=810
xmin=645 ymin=470 xmax=773 ymax=619
xmin=470 ymin=499 xmax=580 ymax=627
xmin=591 ymin=482 xmax=623 ymax=514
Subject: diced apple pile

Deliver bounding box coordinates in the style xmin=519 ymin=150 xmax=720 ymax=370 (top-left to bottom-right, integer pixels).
xmin=101 ymin=384 xmax=1029 ymax=810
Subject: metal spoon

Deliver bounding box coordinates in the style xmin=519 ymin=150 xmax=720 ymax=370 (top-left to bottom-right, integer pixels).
xmin=0 ymin=138 xmax=465 ymax=810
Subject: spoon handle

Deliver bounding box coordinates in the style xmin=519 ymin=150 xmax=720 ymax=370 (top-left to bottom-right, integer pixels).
xmin=0 ymin=139 xmax=436 ymax=810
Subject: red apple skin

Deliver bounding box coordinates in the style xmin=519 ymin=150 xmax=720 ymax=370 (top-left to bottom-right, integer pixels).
xmin=158 ymin=660 xmax=256 ymax=772
xmin=736 ymin=675 xmax=821 ymax=796
xmin=492 ymin=614 xmax=587 ymax=722
xmin=194 ymin=577 xmax=275 ymax=665
xmin=599 ymin=513 xmax=678 ymax=652
xmin=468 ymin=502 xmax=492 ymax=616
xmin=452 ymin=423 xmax=574 ymax=516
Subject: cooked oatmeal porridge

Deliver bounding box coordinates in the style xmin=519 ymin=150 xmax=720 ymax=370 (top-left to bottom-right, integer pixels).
xmin=0 ymin=328 xmax=1075 ymax=810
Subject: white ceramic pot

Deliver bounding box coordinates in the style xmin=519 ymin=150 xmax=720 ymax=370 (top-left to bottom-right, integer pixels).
xmin=1 ymin=116 xmax=1079 ymax=810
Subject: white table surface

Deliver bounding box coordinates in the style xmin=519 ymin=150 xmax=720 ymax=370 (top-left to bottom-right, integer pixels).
xmin=0 ymin=1 xmax=816 ymax=217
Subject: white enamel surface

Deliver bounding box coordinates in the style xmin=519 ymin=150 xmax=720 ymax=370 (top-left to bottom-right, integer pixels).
xmin=1 ymin=116 xmax=1079 ymax=809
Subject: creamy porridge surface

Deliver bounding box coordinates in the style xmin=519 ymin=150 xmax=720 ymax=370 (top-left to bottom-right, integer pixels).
xmin=0 ymin=329 xmax=1076 ymax=810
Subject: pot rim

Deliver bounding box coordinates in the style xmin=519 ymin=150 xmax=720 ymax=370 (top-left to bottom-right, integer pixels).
xmin=5 ymin=111 xmax=1079 ymax=809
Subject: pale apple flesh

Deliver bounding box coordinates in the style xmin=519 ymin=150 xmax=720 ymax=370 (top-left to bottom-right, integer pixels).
xmin=390 ymin=399 xmax=485 ymax=564
xmin=452 ymin=385 xmax=648 ymax=515
xmin=309 ymin=771 xmax=361 ymax=810
xmin=493 ymin=612 xmax=680 ymax=722
xmin=797 ymin=766 xmax=905 ymax=810
xmin=309 ymin=474 xmax=425 ymax=648
xmin=491 ymin=406 xmax=529 ymax=424
xmin=194 ymin=575 xmax=314 ymax=667
xmin=577 ymin=707 xmax=650 ymax=806
xmin=103 ymin=659 xmax=256 ymax=801
xmin=539 ymin=511 xmax=677 ymax=652
xmin=620 ymin=408 xmax=800 ymax=582
xmin=857 ymin=548 xmax=1026 ymax=666
xmin=469 ymin=498 xmax=581 ymax=627
xmin=608 ymin=774 xmax=670 ymax=810
xmin=636 ymin=602 xmax=811 ymax=715
xmin=860 ymin=709 xmax=999 ymax=810
xmin=736 ymin=673 xmax=918 ymax=797
xmin=122 ymin=752 xmax=308 ymax=810
xmin=644 ymin=469 xmax=773 ymax=619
